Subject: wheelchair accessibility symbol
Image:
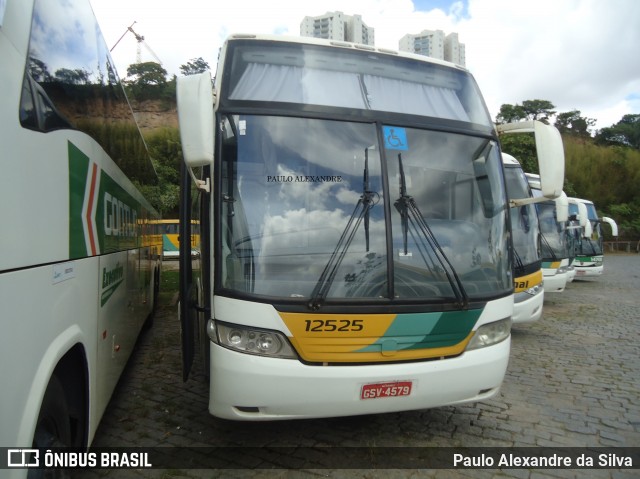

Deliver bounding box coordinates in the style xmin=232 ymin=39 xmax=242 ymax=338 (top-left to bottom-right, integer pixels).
xmin=383 ymin=126 xmax=408 ymax=150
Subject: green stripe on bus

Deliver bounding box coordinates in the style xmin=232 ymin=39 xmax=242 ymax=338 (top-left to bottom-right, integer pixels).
xmin=356 ymin=309 xmax=481 ymax=352
xmin=68 ymin=141 xmax=89 ymax=259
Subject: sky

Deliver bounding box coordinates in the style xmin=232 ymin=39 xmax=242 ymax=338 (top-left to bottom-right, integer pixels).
xmin=90 ymin=0 xmax=640 ymax=130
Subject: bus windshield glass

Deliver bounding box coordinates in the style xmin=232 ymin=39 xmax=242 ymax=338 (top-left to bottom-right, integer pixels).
xmin=219 ymin=114 xmax=511 ymax=304
xmin=504 ymin=166 xmax=540 ymax=272
xmin=570 ymin=202 xmax=603 ymax=255
xmin=224 ymin=41 xmax=492 ymax=126
xmin=537 ymin=201 xmax=569 ymax=260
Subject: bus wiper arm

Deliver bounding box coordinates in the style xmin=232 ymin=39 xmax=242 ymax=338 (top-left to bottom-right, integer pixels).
xmin=393 ymin=153 xmax=469 ymax=309
xmin=540 ymin=233 xmax=557 ymax=260
xmin=512 ymin=247 xmax=525 ymax=275
xmin=308 ymin=154 xmax=378 ymax=311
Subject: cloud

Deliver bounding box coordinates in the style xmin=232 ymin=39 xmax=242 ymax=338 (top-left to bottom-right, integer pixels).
xmin=91 ymin=0 xmax=640 ymax=129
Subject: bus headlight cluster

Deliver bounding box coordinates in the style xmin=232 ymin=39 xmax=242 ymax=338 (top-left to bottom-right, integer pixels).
xmin=466 ymin=318 xmax=511 ymax=351
xmin=214 ymin=321 xmax=297 ymax=359
xmin=524 ymin=283 xmax=542 ymax=297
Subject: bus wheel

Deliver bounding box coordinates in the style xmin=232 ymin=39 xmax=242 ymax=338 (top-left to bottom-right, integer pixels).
xmin=33 ymin=375 xmax=71 ymax=448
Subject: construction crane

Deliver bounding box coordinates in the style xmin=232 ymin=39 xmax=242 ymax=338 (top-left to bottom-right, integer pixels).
xmin=111 ymin=21 xmax=162 ymax=65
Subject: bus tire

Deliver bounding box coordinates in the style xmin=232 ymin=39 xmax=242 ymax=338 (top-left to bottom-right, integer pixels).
xmin=33 ymin=375 xmax=71 ymax=448
xmin=28 ymin=376 xmax=72 ymax=478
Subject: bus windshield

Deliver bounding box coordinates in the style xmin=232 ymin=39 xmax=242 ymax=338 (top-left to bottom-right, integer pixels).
xmin=504 ymin=165 xmax=540 ymax=274
xmin=569 ymin=202 xmax=603 ymax=255
xmin=224 ymin=41 xmax=492 ymax=126
xmin=537 ymin=201 xmax=569 ymax=260
xmin=219 ymin=114 xmax=510 ymax=304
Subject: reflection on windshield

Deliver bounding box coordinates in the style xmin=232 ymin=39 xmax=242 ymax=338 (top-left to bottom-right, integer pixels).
xmin=567 ymin=203 xmax=603 ymax=256
xmin=384 ymin=126 xmax=510 ymax=301
xmin=537 ymin=203 xmax=569 ymax=260
xmin=219 ymin=115 xmax=511 ymax=303
xmin=504 ymin=166 xmax=540 ymax=273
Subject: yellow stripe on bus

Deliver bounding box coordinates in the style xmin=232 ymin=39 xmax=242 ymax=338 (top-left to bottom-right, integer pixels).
xmin=513 ymin=269 xmax=543 ymax=293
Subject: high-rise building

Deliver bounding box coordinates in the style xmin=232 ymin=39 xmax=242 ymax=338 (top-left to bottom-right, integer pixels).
xmin=300 ymin=11 xmax=375 ymax=46
xmin=444 ymin=32 xmax=466 ymax=67
xmin=399 ymin=29 xmax=466 ymax=66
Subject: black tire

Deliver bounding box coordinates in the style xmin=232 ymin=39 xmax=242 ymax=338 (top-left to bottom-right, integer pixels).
xmin=28 ymin=375 xmax=72 ymax=479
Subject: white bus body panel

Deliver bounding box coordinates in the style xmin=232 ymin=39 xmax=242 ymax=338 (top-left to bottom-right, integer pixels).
xmin=574 ymin=260 xmax=604 ymax=277
xmin=208 ymin=296 xmax=512 ymax=420
xmin=1 ymin=0 xmax=159 ymax=460
xmin=542 ymin=270 xmax=568 ymax=293
xmin=0 ymin=262 xmax=97 ymax=448
xmin=512 ymin=289 xmax=544 ymax=324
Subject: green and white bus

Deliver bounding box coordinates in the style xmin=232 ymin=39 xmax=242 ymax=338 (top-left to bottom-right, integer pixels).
xmin=527 ymin=174 xmax=571 ymax=293
xmin=567 ymin=197 xmax=618 ymax=277
xmin=501 ymin=154 xmax=544 ymax=324
xmin=177 ymin=34 xmax=564 ymax=420
xmin=0 ymin=0 xmax=161 ymax=467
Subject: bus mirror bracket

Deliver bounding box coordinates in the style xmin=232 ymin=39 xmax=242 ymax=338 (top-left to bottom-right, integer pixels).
xmin=177 ymin=71 xmax=215 ymax=169
xmin=497 ymin=120 xmax=565 ymax=201
xmin=188 ymin=168 xmax=210 ymax=193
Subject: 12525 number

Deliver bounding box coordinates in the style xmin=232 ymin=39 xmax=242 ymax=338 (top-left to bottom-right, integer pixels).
xmin=304 ymin=319 xmax=364 ymax=332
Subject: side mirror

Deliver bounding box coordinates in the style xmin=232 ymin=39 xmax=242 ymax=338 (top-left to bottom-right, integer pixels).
xmin=497 ymin=120 xmax=565 ymax=200
xmin=177 ymin=71 xmax=215 ymax=168
xmin=576 ymin=202 xmax=593 ymax=238
xmin=601 ymin=216 xmax=619 ymax=237
xmin=555 ymin=192 xmax=568 ymax=222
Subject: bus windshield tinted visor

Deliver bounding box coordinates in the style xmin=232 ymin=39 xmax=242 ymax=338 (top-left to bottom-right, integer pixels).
xmin=224 ymin=40 xmax=492 ymax=126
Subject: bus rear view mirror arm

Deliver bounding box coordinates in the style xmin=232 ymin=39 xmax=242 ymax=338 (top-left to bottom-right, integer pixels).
xmin=497 ymin=120 xmax=565 ymax=201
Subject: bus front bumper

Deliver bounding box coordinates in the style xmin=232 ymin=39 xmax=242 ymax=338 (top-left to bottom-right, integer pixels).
xmin=512 ymin=288 xmax=544 ymax=324
xmin=208 ymin=338 xmax=510 ymax=420
xmin=543 ymin=272 xmax=568 ymax=293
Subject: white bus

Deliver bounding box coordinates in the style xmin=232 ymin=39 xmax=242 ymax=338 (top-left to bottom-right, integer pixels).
xmin=527 ymin=174 xmax=571 ymax=293
xmin=501 ymin=155 xmax=544 ymax=324
xmin=567 ymin=197 xmax=618 ymax=277
xmin=0 ymin=0 xmax=161 ymax=466
xmin=176 ymin=34 xmax=564 ymax=420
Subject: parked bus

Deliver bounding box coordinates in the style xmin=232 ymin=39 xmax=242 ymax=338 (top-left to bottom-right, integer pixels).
xmin=0 ymin=0 xmax=161 ymax=466
xmin=149 ymin=219 xmax=200 ymax=259
xmin=501 ymin=155 xmax=544 ymax=323
xmin=567 ymin=197 xmax=618 ymax=277
xmin=176 ymin=34 xmax=564 ymax=420
xmin=527 ymin=174 xmax=571 ymax=293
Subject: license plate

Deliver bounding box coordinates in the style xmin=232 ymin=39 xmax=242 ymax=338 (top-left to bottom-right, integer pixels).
xmin=360 ymin=381 xmax=412 ymax=400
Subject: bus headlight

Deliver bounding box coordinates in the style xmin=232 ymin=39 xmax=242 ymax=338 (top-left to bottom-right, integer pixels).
xmin=524 ymin=283 xmax=542 ymax=297
xmin=215 ymin=321 xmax=297 ymax=359
xmin=466 ymin=318 xmax=511 ymax=351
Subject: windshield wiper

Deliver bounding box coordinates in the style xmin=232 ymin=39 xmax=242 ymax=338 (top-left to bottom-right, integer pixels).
xmin=308 ymin=151 xmax=379 ymax=311
xmin=512 ymin=247 xmax=525 ymax=276
xmin=393 ymin=153 xmax=469 ymax=309
xmin=540 ymin=233 xmax=557 ymax=260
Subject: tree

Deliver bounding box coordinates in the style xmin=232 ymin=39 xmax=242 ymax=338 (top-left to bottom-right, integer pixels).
xmin=495 ymin=99 xmax=556 ymax=124
xmin=495 ymin=103 xmax=526 ymax=124
xmin=126 ymin=61 xmax=168 ymax=86
xmin=136 ymin=128 xmax=183 ymax=217
xmin=125 ymin=62 xmax=169 ymax=102
xmin=554 ymin=109 xmax=596 ymax=138
xmin=520 ymin=99 xmax=556 ymax=123
xmin=595 ymin=114 xmax=640 ymax=150
xmin=180 ymin=57 xmax=210 ymax=76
